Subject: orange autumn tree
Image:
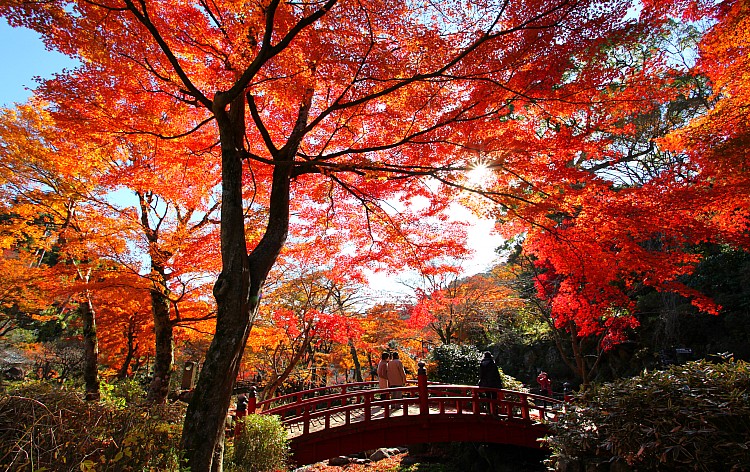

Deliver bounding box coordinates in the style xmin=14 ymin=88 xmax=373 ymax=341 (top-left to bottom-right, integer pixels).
xmin=95 ymin=285 xmax=155 ymax=379
xmin=249 ymin=259 xmax=363 ymax=399
xmin=0 ymin=102 xmax=122 ymax=399
xmin=1 ymin=101 xmax=219 ymax=402
xmin=42 ymin=80 xmax=226 ymax=402
xmin=409 ymin=270 xmax=519 ymax=346
xmin=116 ymin=142 xmax=222 ymax=403
xmin=0 ymin=0 xmax=676 ymax=468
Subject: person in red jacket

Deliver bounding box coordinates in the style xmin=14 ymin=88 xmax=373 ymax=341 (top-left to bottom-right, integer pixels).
xmin=537 ymin=371 xmax=553 ymax=396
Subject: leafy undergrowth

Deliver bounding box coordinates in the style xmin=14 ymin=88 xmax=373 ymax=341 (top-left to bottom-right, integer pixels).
xmin=302 ymin=451 xmax=459 ymax=472
xmin=546 ymin=358 xmax=750 ymax=471
xmin=0 ymin=380 xmax=185 ymax=471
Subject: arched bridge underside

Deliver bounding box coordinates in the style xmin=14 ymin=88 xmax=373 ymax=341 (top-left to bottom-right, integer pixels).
xmin=255 ymin=379 xmax=562 ymax=466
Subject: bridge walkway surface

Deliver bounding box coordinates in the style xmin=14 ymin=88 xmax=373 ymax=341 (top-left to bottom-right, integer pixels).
xmin=246 ymin=364 xmax=564 ymax=466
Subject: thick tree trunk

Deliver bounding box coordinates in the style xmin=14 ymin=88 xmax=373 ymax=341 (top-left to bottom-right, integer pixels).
xmin=147 ymin=286 xmax=174 ymax=403
xmin=181 ymin=130 xmax=251 ymax=471
xmin=81 ymin=294 xmax=100 ymax=401
xmin=182 ymin=93 xmax=296 ymax=470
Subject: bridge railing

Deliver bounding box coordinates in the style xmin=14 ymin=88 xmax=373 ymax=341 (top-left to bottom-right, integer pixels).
xmin=251 ymin=368 xmax=562 ymax=437
xmin=256 ymin=379 xmax=420 ymax=413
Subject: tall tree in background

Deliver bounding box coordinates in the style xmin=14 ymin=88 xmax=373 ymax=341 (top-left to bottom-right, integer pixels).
xmin=0 ymin=0 xmax=681 ymax=468
xmin=251 ymin=262 xmax=362 ymax=399
xmin=0 ymin=103 xmax=116 ymax=399
xmin=409 ymin=272 xmax=515 ymax=345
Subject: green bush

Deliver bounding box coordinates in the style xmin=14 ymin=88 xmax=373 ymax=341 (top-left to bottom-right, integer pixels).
xmin=428 ymin=344 xmax=481 ymax=385
xmin=546 ymin=359 xmax=750 ymax=471
xmin=428 ymin=344 xmax=526 ymax=392
xmin=100 ymin=378 xmax=147 ymax=409
xmin=0 ymin=381 xmax=185 ymax=471
xmin=227 ymin=414 xmax=289 ymax=472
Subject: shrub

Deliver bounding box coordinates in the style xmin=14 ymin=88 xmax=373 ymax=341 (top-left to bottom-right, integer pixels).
xmin=428 ymin=344 xmax=481 ymax=385
xmin=546 ymin=359 xmax=750 ymax=471
xmin=0 ymin=381 xmax=185 ymax=471
xmin=100 ymin=378 xmax=147 ymax=409
xmin=228 ymin=414 xmax=289 ymax=472
xmin=428 ymin=344 xmax=526 ymax=392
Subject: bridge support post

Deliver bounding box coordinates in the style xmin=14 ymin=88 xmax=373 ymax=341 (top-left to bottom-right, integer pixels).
xmin=418 ymin=361 xmax=428 ymax=416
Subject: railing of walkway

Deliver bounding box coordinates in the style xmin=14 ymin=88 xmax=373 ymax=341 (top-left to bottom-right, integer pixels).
xmin=248 ymin=364 xmax=562 ymax=437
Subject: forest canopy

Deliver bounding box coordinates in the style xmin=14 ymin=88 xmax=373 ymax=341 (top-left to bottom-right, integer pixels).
xmin=1 ymin=0 xmax=748 ymax=469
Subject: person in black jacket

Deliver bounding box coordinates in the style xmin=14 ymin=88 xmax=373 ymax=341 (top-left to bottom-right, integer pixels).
xmin=478 ymin=351 xmax=503 ymax=399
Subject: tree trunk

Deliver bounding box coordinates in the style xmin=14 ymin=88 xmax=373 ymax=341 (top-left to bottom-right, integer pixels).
xmin=117 ymin=316 xmax=138 ymax=379
xmin=80 ymin=294 xmax=100 ymax=401
xmin=147 ymin=285 xmax=174 ymax=403
xmin=349 ymin=338 xmax=363 ymax=382
xmin=263 ymin=333 xmax=313 ymax=400
xmin=181 ymin=93 xmax=295 ymax=470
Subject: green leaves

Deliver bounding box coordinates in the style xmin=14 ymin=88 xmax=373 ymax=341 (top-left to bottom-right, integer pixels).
xmin=547 ymin=359 xmax=750 ymax=470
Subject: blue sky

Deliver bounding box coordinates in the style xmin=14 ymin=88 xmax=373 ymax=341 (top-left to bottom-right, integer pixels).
xmin=0 ymin=20 xmax=78 ymax=107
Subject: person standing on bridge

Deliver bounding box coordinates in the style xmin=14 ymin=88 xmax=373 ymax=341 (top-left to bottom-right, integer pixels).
xmin=377 ymin=351 xmax=390 ymax=399
xmin=387 ymin=352 xmax=407 ymax=399
xmin=478 ymin=351 xmax=503 ymax=399
xmin=537 ymin=371 xmax=553 ymax=396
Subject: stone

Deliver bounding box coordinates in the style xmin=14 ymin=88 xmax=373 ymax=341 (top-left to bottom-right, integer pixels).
xmin=328 ymin=456 xmax=351 ymax=466
xmin=4 ymin=366 xmax=24 ymax=381
xmin=556 ymin=457 xmax=582 ymax=472
xmin=369 ymin=448 xmax=392 ymax=462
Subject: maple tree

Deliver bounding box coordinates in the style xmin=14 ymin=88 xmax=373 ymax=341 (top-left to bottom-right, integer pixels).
xmin=249 ymin=263 xmax=362 ymax=399
xmin=660 ymin=0 xmax=750 ymax=250
xmin=0 ymin=101 xmax=219 ymax=402
xmin=0 ymin=102 xmax=116 ymax=399
xmin=0 ymin=0 xmax=710 ymax=468
xmin=409 ymin=271 xmax=520 ymax=345
xmin=473 ymin=7 xmax=738 ymax=387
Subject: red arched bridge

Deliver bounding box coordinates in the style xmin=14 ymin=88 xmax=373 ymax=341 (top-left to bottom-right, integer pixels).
xmin=245 ymin=366 xmax=563 ymax=466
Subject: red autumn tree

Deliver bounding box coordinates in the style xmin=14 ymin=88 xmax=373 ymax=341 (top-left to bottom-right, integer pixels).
xmin=249 ymin=259 xmax=363 ymax=399
xmin=485 ymin=6 xmax=730 ymax=387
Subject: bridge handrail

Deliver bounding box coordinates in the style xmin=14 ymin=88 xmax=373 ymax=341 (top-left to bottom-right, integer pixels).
xmin=256 ymin=379 xmax=419 ymax=412
xmin=256 ymin=380 xmax=424 ymax=411
xmin=260 ymin=383 xmax=562 ymax=425
xmin=262 ymin=385 xmax=418 ymax=416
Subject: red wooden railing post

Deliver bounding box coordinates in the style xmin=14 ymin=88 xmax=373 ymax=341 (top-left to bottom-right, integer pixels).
xmin=364 ymin=392 xmax=372 ymax=422
xmin=521 ymin=393 xmax=530 ymax=421
xmin=418 ymin=361 xmax=428 ymax=416
xmin=248 ymin=386 xmax=257 ymax=414
xmin=303 ymin=404 xmax=311 ymax=435
xmin=472 ymin=389 xmax=480 ymax=415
